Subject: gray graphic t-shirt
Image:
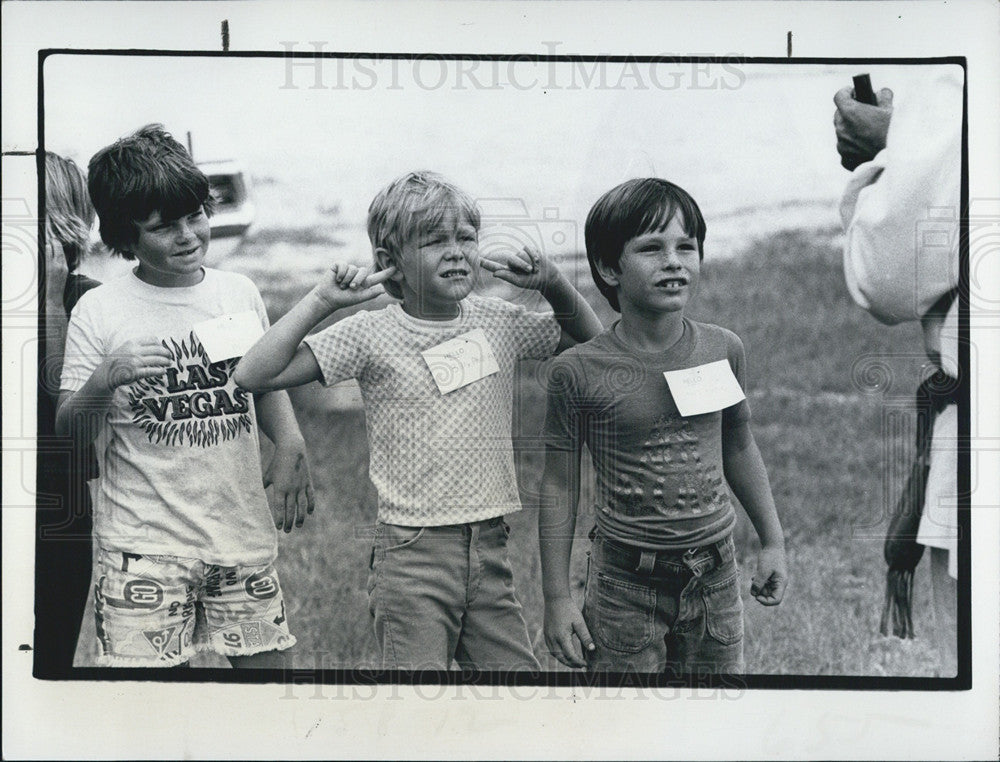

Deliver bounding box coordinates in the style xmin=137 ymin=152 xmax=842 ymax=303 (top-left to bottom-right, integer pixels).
xmin=543 ymin=319 xmax=751 ymax=550
xmin=61 ymin=268 xmax=276 ymax=566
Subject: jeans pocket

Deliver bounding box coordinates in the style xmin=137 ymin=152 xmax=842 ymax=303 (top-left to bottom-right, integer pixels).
xmin=588 ymin=570 xmax=656 ymax=653
xmin=378 ymin=523 xmax=426 ymax=553
xmin=702 ymin=572 xmax=744 ymax=646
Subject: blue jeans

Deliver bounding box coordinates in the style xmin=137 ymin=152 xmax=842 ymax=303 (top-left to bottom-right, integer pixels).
xmin=584 ymin=532 xmax=745 ymax=674
xmin=367 ymin=518 xmax=540 ymax=671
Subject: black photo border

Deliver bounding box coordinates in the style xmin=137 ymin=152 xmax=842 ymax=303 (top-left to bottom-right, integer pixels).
xmin=32 ymin=48 xmax=972 ymax=692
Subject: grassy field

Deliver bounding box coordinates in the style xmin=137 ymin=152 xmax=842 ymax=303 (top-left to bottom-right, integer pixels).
xmin=75 ymin=225 xmax=947 ymax=675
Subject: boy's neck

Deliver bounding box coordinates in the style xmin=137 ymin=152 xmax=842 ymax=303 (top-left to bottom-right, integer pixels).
xmin=134 ymin=264 xmax=206 ymax=288
xmin=616 ymin=307 xmax=685 ymax=353
xmin=399 ymin=294 xmax=462 ymax=321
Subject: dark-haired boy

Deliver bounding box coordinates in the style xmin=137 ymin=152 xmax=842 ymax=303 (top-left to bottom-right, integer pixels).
xmin=539 ymin=178 xmax=787 ymax=673
xmin=56 ymin=125 xmax=311 ymax=667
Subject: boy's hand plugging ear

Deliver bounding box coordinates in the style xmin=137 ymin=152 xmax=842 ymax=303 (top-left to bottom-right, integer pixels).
xmin=313 ymin=263 xmax=396 ymax=313
xmin=751 ymin=544 xmax=788 ymax=606
xmin=481 ymin=244 xmax=558 ymax=292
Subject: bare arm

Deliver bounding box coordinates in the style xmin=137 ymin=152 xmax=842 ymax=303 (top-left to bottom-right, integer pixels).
xmin=538 ymin=442 xmax=594 ymax=667
xmin=723 ymin=421 xmax=788 ymax=606
xmin=538 ymin=268 xmax=604 ymax=350
xmin=480 ymin=245 xmax=603 ymax=350
xmin=234 ymin=264 xmax=395 ymax=392
xmin=55 ymin=337 xmax=173 ymax=443
xmin=254 ymin=390 xmax=314 ymax=532
xmin=55 ymin=387 xmax=110 ymax=444
xmin=233 ymin=293 xmax=328 ymax=393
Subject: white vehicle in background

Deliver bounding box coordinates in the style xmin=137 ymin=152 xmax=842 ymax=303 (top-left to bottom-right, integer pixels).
xmin=199 ymin=158 xmax=255 ymax=263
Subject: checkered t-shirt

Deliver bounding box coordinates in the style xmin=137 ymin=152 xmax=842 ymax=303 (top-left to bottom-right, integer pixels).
xmin=304 ymin=296 xmax=560 ymax=525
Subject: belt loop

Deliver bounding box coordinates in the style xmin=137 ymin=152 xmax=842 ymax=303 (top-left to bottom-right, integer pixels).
xmin=713 ymin=537 xmax=729 ymax=566
xmin=682 ymin=547 xmax=708 ymax=576
xmin=636 ymin=550 xmax=657 ymax=574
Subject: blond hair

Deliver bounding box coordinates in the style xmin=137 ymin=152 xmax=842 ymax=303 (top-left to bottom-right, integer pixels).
xmin=367 ymin=171 xmax=480 ymax=299
xmin=45 ymin=152 xmax=95 ymax=271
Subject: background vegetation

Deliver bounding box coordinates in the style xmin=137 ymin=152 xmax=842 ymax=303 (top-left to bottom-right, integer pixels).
xmin=76 ymin=226 xmax=945 ymax=676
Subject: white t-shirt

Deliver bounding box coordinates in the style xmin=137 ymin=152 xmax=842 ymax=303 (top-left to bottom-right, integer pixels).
xmin=60 ymin=268 xmax=277 ymax=566
xmin=304 ymin=296 xmax=561 ymax=526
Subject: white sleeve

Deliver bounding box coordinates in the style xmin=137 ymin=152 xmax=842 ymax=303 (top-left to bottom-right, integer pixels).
xmin=246 ymin=277 xmax=270 ymax=331
xmin=59 ymin=292 xmax=105 ymax=393
xmin=250 ymin=283 xmax=271 ymax=331
xmin=840 ymin=66 xmax=963 ymax=325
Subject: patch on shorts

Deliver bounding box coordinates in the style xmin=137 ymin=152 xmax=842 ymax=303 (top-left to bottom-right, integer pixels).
xmin=240 ymin=621 xmax=264 ymax=648
xmin=244 ymin=570 xmax=278 ymax=599
xmin=142 ymin=626 xmax=181 ymax=658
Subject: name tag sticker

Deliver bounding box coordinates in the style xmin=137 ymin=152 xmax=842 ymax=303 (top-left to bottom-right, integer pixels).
xmin=663 ymin=360 xmax=745 ymax=416
xmin=193 ymin=311 xmax=265 ymax=362
xmin=421 ymin=328 xmax=500 ymax=394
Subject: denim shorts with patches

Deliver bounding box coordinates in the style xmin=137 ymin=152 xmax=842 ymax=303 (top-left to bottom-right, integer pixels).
xmin=583 ymin=532 xmax=744 ymax=675
xmin=93 ymin=548 xmax=295 ymax=666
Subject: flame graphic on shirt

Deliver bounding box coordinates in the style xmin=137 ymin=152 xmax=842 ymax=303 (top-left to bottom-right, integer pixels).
xmin=127 ymin=331 xmax=253 ymax=448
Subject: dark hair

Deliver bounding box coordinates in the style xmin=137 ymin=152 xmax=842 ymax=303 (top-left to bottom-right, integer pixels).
xmin=45 ymin=152 xmax=94 ymax=272
xmin=87 ymin=124 xmax=214 ymax=259
xmin=584 ymin=178 xmax=706 ymax=312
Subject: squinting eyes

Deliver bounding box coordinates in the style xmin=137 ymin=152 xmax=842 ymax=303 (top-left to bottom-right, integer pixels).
xmin=420 ymin=235 xmax=477 ymax=247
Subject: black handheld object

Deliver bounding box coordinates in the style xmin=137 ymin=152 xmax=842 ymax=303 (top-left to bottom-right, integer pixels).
xmin=852 ymin=73 xmax=878 ymax=106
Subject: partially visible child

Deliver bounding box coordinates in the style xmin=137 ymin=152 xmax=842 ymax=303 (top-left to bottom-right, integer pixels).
xmin=235 ymin=171 xmax=602 ymax=670
xmin=538 ymin=178 xmax=787 ymax=673
xmin=38 ymin=151 xmax=101 ymax=672
xmin=44 ymin=152 xmax=101 ymax=321
xmin=57 ymin=124 xmax=312 ymax=667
